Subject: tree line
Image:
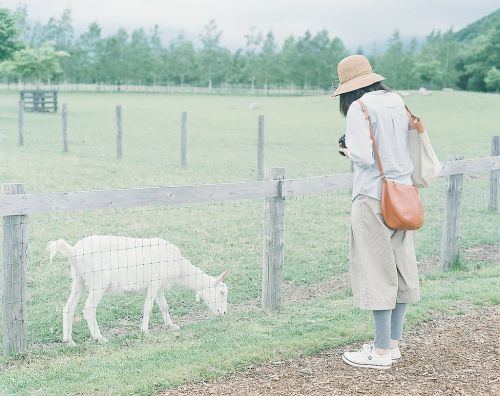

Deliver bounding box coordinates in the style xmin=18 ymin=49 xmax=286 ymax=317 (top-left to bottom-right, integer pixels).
xmin=0 ymin=6 xmax=499 ymax=92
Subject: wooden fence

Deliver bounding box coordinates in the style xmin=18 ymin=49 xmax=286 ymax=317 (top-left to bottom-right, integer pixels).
xmin=1 ymin=152 xmax=499 ymax=354
xmin=1 ymin=83 xmax=329 ymax=96
xmin=19 ymin=90 xmax=58 ymax=113
xmin=16 ymin=106 xmax=267 ymax=176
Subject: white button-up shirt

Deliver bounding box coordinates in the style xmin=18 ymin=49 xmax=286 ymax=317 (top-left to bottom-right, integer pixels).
xmin=345 ymin=90 xmax=414 ymax=201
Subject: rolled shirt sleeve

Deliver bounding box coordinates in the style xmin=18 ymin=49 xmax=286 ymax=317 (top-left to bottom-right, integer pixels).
xmin=345 ymin=102 xmax=374 ymax=168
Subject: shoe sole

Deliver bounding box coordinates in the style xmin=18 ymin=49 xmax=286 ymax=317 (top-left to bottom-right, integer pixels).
xmin=342 ymin=354 xmax=392 ymax=370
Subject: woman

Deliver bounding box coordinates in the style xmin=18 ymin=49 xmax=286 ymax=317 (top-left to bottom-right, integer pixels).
xmin=333 ymin=55 xmax=427 ymax=370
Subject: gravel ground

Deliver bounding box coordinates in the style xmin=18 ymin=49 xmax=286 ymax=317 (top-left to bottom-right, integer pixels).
xmin=161 ymin=305 xmax=499 ymax=396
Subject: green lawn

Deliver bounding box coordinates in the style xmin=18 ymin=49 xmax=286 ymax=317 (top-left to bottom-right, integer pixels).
xmin=0 ymin=89 xmax=499 ymax=395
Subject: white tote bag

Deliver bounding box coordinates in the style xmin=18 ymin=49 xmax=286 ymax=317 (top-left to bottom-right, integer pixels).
xmin=409 ymin=129 xmax=442 ymax=188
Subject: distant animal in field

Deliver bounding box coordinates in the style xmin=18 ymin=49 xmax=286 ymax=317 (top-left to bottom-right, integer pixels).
xmin=249 ymin=102 xmax=260 ymax=110
xmin=419 ymin=87 xmax=432 ymax=96
xmin=47 ymin=235 xmax=230 ymax=345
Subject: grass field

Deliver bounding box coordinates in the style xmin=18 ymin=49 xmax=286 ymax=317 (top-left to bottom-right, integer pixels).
xmin=0 ymin=89 xmax=499 ymax=395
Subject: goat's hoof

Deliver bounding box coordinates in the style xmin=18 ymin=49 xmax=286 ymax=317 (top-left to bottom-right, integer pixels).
xmin=141 ymin=328 xmax=150 ymax=335
xmin=65 ymin=339 xmax=76 ymax=347
xmin=167 ymin=323 xmax=180 ymax=332
xmin=97 ymin=337 xmax=108 ymax=344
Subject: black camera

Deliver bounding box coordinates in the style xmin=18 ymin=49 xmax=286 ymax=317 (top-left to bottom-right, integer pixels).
xmin=338 ymin=134 xmax=347 ymax=156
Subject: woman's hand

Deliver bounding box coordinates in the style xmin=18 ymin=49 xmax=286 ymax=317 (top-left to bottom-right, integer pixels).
xmin=405 ymin=107 xmax=426 ymax=134
xmin=410 ymin=115 xmax=426 ymax=134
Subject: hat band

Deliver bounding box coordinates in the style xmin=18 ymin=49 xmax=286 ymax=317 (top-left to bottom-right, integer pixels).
xmin=341 ymin=69 xmax=372 ymax=84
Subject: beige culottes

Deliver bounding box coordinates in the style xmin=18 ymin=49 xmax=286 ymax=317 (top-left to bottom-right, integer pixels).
xmin=349 ymin=194 xmax=421 ymax=310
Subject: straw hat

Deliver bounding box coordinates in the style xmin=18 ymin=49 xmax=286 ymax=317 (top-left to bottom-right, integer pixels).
xmin=332 ymin=55 xmax=385 ymax=96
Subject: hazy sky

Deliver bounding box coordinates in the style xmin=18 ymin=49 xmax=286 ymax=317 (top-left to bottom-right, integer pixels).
xmin=3 ymin=0 xmax=500 ymax=49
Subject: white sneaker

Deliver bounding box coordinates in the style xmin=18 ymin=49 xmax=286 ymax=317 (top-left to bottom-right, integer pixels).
xmin=361 ymin=343 xmax=402 ymax=361
xmin=342 ymin=345 xmax=392 ymax=370
xmin=391 ymin=346 xmax=402 ymax=360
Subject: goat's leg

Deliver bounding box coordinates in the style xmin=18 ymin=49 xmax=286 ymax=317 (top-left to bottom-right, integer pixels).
xmin=155 ymin=291 xmax=180 ymax=331
xmin=141 ymin=285 xmax=157 ymax=334
xmin=63 ymin=274 xmax=84 ymax=345
xmin=83 ymin=286 xmax=107 ymax=343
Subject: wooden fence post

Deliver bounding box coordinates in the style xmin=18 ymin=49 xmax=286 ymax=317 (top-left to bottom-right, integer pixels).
xmin=18 ymin=100 xmax=24 ymax=146
xmin=116 ymin=105 xmax=122 ymax=159
xmin=2 ymin=183 xmax=28 ymax=354
xmin=489 ymin=135 xmax=499 ymax=211
xmin=181 ymin=111 xmax=187 ymax=169
xmin=257 ymin=115 xmax=264 ymax=180
xmin=262 ymin=167 xmax=285 ymax=309
xmin=53 ymin=90 xmax=58 ymax=113
xmin=440 ymin=155 xmax=464 ymax=270
xmin=62 ymin=103 xmax=68 ymax=152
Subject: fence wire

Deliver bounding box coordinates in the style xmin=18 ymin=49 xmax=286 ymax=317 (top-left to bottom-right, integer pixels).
xmin=0 ymin=175 xmax=498 ymax=352
xmin=1 ymin=199 xmax=263 ymax=348
xmin=284 ymin=175 xmax=498 ymax=284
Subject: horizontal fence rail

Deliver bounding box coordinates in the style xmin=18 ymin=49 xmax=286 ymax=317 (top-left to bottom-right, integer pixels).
xmin=0 ymin=181 xmax=279 ymax=216
xmin=439 ymin=156 xmax=500 ymax=176
xmin=0 ymin=156 xmax=499 ymax=217
xmin=2 ymin=148 xmax=499 ymax=355
xmin=0 ymin=83 xmax=329 ymax=96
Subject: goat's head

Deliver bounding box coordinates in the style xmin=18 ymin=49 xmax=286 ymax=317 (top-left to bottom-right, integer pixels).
xmin=197 ymin=269 xmax=230 ymax=316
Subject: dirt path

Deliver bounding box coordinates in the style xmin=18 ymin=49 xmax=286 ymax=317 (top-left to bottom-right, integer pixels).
xmin=161 ymin=306 xmax=499 ymax=396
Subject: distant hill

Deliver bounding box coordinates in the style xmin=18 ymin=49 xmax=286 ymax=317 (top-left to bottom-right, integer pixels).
xmin=358 ymin=8 xmax=500 ymax=56
xmin=454 ymin=8 xmax=500 ymax=42
xmin=357 ymin=36 xmax=426 ymax=56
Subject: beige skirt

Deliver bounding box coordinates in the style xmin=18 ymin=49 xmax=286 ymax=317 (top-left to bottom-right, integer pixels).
xmin=349 ymin=194 xmax=421 ymax=310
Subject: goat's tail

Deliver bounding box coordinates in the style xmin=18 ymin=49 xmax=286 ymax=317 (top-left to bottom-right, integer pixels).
xmin=47 ymin=239 xmax=76 ymax=264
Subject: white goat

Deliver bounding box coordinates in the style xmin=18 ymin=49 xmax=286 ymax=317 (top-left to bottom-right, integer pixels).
xmin=47 ymin=235 xmax=230 ymax=345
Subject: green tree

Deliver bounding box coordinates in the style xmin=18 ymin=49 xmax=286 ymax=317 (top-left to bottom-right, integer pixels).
xmin=65 ymin=22 xmax=102 ymax=82
xmin=96 ymin=28 xmax=129 ymax=83
xmin=413 ymin=60 xmax=443 ymax=87
xmin=167 ymin=33 xmax=197 ymax=85
xmin=295 ymin=31 xmax=315 ymax=88
xmin=279 ymin=35 xmax=299 ymax=87
xmin=418 ymin=29 xmax=460 ymax=89
xmin=199 ymin=19 xmax=226 ymax=88
xmin=309 ymin=30 xmax=331 ymax=88
xmin=484 ymin=66 xmax=500 ymax=92
xmin=149 ymin=25 xmax=165 ymax=85
xmin=457 ymin=27 xmax=500 ymax=91
xmin=41 ymin=8 xmax=74 ymax=49
xmin=226 ymin=48 xmax=246 ymax=85
xmin=376 ymin=31 xmax=415 ymax=89
xmin=1 ymin=42 xmax=69 ymax=83
xmin=257 ymin=31 xmax=279 ymax=89
xmin=0 ymin=8 xmax=22 ymax=61
xmin=243 ymin=26 xmax=262 ymax=90
xmin=128 ymin=28 xmax=154 ymax=84
xmin=325 ymin=37 xmax=348 ymax=90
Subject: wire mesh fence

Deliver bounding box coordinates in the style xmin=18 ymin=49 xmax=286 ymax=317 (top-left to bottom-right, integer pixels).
xmin=1 ymin=200 xmax=264 ymax=349
xmin=0 ymin=161 xmax=499 ymax=354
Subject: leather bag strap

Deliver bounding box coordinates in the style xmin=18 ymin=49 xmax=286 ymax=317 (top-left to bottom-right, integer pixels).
xmin=404 ymin=104 xmax=418 ymax=129
xmin=356 ymin=99 xmax=386 ymax=181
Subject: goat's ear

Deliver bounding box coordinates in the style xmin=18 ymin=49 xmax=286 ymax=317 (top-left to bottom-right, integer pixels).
xmin=214 ymin=268 xmax=230 ymax=285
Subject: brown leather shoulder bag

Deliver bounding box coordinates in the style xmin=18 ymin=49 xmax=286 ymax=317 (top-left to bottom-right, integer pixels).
xmin=356 ymin=99 xmax=424 ymax=231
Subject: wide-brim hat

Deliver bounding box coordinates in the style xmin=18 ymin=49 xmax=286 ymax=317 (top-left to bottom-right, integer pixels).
xmin=332 ymin=55 xmax=385 ymax=97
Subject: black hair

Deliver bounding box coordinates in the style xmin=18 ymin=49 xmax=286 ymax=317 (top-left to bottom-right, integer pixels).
xmin=338 ymin=81 xmax=391 ymax=117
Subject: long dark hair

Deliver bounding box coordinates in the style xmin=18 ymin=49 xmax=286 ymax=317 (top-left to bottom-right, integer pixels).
xmin=338 ymin=81 xmax=391 ymax=117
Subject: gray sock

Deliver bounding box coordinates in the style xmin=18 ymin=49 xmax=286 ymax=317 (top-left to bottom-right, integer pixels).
xmin=372 ymin=309 xmax=391 ymax=349
xmin=373 ymin=303 xmax=408 ymax=349
xmin=390 ymin=302 xmax=408 ymax=341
